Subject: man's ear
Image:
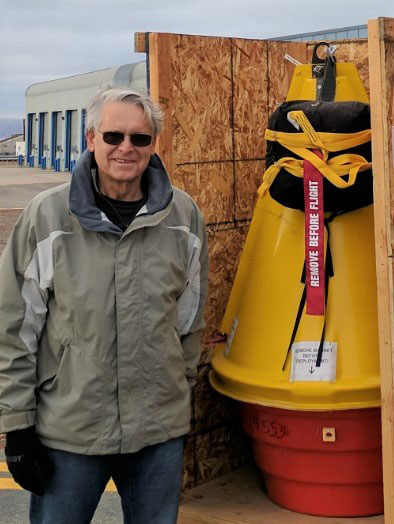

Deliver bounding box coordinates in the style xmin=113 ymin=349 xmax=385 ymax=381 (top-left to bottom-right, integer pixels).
xmin=86 ymin=130 xmax=95 ymax=152
xmin=151 ymin=136 xmax=157 ymax=154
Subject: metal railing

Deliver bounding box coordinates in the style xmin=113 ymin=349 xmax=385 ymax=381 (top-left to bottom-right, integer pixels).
xmin=0 ymin=156 xmax=18 ymax=162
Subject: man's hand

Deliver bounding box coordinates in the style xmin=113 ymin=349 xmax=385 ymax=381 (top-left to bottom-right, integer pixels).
xmin=5 ymin=426 xmax=52 ymax=495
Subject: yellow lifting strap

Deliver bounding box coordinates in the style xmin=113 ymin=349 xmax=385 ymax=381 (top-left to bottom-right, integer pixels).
xmin=258 ymin=110 xmax=372 ymax=197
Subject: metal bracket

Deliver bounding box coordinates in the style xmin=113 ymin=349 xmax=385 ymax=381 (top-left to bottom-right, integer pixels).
xmin=322 ymin=427 xmax=336 ymax=442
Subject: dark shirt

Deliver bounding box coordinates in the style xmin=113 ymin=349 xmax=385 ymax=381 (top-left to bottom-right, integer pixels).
xmin=92 ymin=177 xmax=148 ymax=231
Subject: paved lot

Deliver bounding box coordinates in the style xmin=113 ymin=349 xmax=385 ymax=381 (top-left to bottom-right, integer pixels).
xmin=0 ymin=165 xmax=70 ymax=209
xmin=0 ymin=165 xmax=70 ymax=186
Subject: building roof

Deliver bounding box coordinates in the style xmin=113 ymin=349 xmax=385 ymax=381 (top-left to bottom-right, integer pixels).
xmin=0 ymin=134 xmax=23 ymax=144
xmin=26 ymin=62 xmax=146 ymax=96
xmin=272 ymin=24 xmax=368 ymax=41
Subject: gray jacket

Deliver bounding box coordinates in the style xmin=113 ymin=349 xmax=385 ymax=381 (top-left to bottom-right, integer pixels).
xmin=0 ymin=150 xmax=208 ymax=454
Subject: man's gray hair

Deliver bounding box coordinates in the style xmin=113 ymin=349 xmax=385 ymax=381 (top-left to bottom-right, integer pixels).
xmin=86 ymin=87 xmax=163 ymax=136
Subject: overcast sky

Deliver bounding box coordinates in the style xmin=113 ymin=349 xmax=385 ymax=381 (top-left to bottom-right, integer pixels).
xmin=1 ymin=0 xmax=393 ymax=119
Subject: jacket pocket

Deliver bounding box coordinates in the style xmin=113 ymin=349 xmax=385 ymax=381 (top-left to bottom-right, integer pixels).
xmin=173 ymin=325 xmax=187 ymax=371
xmin=36 ymin=342 xmax=108 ymax=449
xmin=154 ymin=326 xmax=188 ymax=403
xmin=36 ymin=343 xmax=66 ymax=394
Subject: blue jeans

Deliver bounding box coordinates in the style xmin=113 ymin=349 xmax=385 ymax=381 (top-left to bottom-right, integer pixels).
xmin=29 ymin=437 xmax=184 ymax=524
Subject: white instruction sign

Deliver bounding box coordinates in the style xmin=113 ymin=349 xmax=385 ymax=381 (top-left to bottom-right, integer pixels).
xmin=224 ymin=317 xmax=238 ymax=357
xmin=290 ymin=341 xmax=337 ymax=382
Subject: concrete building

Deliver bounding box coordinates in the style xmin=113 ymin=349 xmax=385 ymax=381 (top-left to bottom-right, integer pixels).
xmin=25 ymin=62 xmax=147 ymax=171
xmin=0 ymin=134 xmax=24 ymax=156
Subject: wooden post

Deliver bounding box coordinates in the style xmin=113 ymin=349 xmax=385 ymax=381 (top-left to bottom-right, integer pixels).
xmin=133 ymin=32 xmax=174 ymax=174
xmin=134 ymin=32 xmax=148 ymax=54
xmin=147 ymin=33 xmax=174 ymax=176
xmin=368 ymin=17 xmax=394 ymax=523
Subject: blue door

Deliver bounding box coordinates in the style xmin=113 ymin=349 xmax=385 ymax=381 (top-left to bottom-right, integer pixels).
xmin=38 ymin=113 xmax=45 ymax=166
xmin=65 ymin=110 xmax=72 ymax=170
xmin=26 ymin=114 xmax=33 ymax=164
xmin=51 ymin=112 xmax=57 ymax=168
xmin=81 ymin=109 xmax=87 ymax=153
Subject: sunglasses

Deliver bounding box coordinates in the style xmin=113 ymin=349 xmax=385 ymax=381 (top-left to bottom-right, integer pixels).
xmin=98 ymin=131 xmax=153 ymax=147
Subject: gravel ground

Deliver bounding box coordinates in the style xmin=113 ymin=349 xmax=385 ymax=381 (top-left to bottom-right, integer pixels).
xmin=0 ymin=209 xmax=23 ymax=255
xmin=0 ymin=163 xmax=69 ymax=252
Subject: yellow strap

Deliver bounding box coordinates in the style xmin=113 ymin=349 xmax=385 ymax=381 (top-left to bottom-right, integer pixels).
xmin=286 ymin=145 xmax=361 ymax=189
xmin=258 ymin=158 xmax=301 ymax=197
xmin=259 ymin=110 xmax=372 ymax=197
xmin=288 ymin=111 xmax=327 ymax=151
xmin=265 ymin=128 xmax=371 ymax=152
xmin=258 ymin=154 xmax=371 ymax=197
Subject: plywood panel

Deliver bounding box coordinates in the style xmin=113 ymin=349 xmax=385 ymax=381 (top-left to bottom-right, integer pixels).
xmin=267 ymin=41 xmax=308 ymax=113
xmin=171 ymin=35 xmax=233 ymax=165
xmin=195 ymin=425 xmax=251 ymax=484
xmin=183 ymin=434 xmax=196 ymax=491
xmin=307 ymin=40 xmax=370 ymax=96
xmin=235 ymin=160 xmax=265 ymax=221
xmin=332 ymin=40 xmax=369 ymax=95
xmin=203 ymin=226 xmax=249 ymax=360
xmin=232 ymin=39 xmax=268 ymax=160
xmin=193 ymin=364 xmax=238 ymax=434
xmin=172 ymin=162 xmax=234 ymax=225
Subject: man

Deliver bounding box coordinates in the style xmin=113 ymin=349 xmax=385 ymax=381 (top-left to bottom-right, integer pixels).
xmin=0 ymin=87 xmax=208 ymax=523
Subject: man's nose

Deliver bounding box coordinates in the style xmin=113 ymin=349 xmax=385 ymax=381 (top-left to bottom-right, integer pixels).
xmin=118 ymin=135 xmax=135 ymax=151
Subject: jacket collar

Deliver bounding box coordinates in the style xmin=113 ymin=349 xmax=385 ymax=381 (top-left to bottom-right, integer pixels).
xmin=69 ymin=149 xmax=173 ymax=233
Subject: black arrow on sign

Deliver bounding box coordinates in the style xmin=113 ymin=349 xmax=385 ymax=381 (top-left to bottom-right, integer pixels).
xmin=309 ymin=366 xmax=315 ymax=374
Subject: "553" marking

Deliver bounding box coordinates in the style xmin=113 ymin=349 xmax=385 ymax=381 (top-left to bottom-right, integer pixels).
xmin=251 ymin=418 xmax=289 ymax=439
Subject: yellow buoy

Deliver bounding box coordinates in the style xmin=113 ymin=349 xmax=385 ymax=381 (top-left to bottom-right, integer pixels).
xmin=286 ymin=63 xmax=369 ymax=104
xmin=210 ymin=47 xmax=379 ymax=412
xmin=210 ymin=193 xmax=379 ymax=410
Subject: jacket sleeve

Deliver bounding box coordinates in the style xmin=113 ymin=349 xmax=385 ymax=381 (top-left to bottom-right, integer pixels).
xmin=0 ymin=209 xmax=49 ymax=433
xmin=177 ymin=205 xmax=209 ymax=388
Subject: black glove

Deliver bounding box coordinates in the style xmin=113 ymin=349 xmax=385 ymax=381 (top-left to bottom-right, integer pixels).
xmin=5 ymin=426 xmax=53 ymax=495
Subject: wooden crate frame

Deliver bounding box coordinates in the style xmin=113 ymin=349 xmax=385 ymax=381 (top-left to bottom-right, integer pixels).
xmin=135 ymin=20 xmax=394 ymax=520
xmin=369 ymin=17 xmax=394 ymax=523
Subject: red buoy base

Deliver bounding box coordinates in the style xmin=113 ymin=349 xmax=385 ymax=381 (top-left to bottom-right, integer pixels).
xmin=241 ymin=404 xmax=383 ymax=517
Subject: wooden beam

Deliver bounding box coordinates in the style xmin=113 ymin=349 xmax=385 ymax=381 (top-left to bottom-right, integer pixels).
xmin=134 ymin=32 xmax=148 ymax=53
xmin=382 ymin=17 xmax=394 ymax=41
xmin=368 ymin=17 xmax=394 ymax=523
xmin=147 ymin=33 xmax=174 ymax=176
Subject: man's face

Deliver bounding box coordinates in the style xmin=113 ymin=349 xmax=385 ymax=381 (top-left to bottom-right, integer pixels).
xmin=86 ymin=101 xmax=156 ymax=190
